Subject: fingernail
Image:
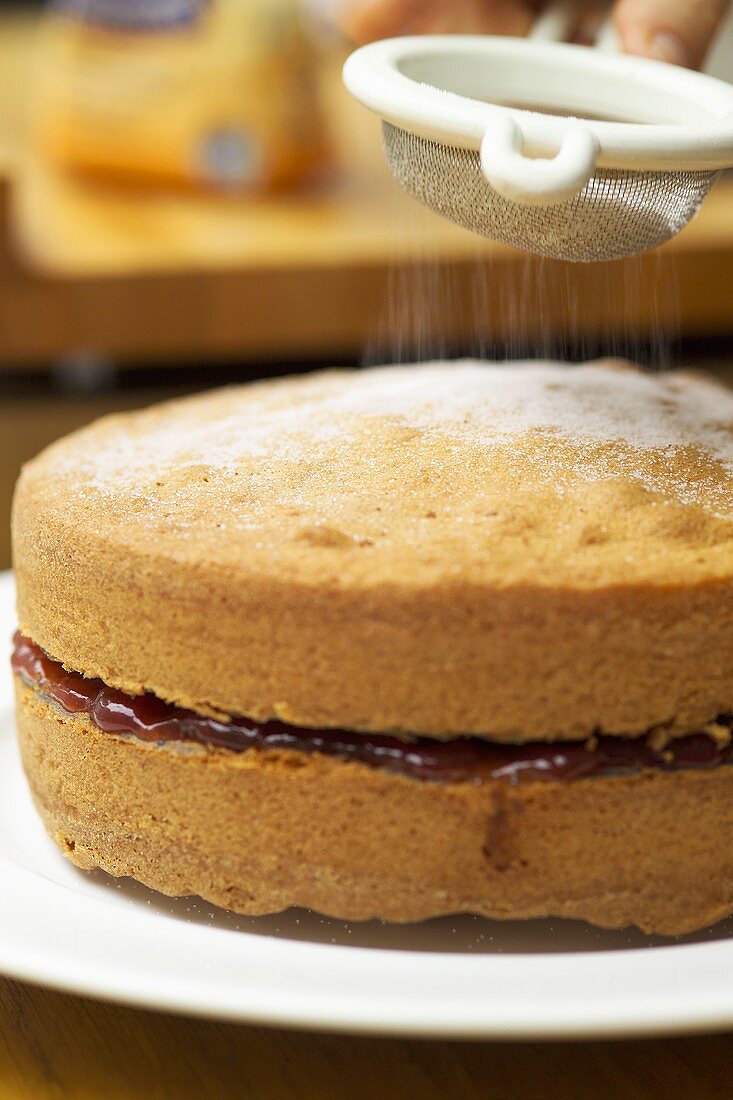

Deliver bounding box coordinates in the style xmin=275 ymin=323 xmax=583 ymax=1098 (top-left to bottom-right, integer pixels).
xmin=649 ymin=30 xmax=690 ymax=67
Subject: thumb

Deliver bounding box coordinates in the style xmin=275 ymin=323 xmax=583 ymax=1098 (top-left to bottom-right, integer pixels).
xmin=337 ymin=0 xmax=532 ymax=43
xmin=614 ymin=0 xmax=731 ymax=69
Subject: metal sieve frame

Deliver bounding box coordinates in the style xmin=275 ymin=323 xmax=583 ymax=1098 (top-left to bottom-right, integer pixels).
xmin=344 ymin=36 xmax=733 ymax=206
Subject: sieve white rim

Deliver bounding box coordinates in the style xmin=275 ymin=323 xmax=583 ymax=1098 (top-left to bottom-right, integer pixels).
xmin=343 ymin=35 xmax=733 ymax=171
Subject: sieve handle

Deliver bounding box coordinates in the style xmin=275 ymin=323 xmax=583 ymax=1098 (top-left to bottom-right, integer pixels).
xmin=529 ymin=1 xmax=576 ymax=42
xmin=479 ymin=116 xmax=599 ymax=205
xmin=595 ymin=15 xmax=620 ymax=52
xmin=530 ymin=1 xmax=620 ymax=50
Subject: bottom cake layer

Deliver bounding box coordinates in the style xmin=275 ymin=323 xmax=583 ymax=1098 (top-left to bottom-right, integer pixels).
xmin=15 ymin=680 xmax=733 ymax=935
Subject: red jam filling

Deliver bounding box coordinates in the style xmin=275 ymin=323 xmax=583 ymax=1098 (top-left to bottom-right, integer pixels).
xmin=11 ymin=632 xmax=732 ymax=784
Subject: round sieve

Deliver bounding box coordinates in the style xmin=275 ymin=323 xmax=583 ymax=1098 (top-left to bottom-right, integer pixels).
xmin=343 ymin=33 xmax=733 ymax=262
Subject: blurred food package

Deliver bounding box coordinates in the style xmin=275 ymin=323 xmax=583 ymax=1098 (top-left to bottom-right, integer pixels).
xmin=32 ymin=0 xmax=330 ymax=192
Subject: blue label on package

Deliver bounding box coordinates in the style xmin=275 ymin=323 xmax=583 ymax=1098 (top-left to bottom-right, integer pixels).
xmin=51 ymin=0 xmax=205 ymax=30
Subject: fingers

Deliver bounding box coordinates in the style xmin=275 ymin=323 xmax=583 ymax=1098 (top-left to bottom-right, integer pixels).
xmin=614 ymin=0 xmax=731 ymax=68
xmin=412 ymin=0 xmax=534 ymax=35
xmin=338 ymin=0 xmax=533 ymax=44
xmin=336 ymin=0 xmax=731 ymax=66
xmin=337 ymin=0 xmax=421 ymax=42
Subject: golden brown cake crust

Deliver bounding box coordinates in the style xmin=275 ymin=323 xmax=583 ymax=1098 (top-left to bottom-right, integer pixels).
xmin=17 ymin=682 xmax=733 ymax=936
xmin=12 ymin=360 xmax=733 ymax=740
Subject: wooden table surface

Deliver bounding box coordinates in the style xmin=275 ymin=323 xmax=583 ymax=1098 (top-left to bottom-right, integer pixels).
xmin=0 ymin=975 xmax=732 ymax=1100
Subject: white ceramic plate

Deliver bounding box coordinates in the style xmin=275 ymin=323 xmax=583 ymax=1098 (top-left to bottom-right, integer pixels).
xmin=2 ymin=569 xmax=733 ymax=1038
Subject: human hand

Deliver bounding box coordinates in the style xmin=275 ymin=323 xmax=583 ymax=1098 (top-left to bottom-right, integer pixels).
xmin=337 ymin=1 xmax=731 ymax=70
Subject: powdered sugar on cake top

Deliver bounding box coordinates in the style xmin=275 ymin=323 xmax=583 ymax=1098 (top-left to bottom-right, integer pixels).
xmin=286 ymin=362 xmax=733 ymax=457
xmin=53 ymin=362 xmax=733 ymax=506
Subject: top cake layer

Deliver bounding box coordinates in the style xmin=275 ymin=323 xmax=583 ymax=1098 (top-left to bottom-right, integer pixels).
xmin=12 ymin=360 xmax=733 ymax=740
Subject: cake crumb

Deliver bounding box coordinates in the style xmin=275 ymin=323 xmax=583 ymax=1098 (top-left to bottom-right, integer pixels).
xmin=705 ymin=722 xmax=732 ymax=748
xmin=647 ymin=727 xmax=672 ymax=753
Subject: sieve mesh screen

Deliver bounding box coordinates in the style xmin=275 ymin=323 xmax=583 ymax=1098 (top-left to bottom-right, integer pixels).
xmin=382 ymin=122 xmax=719 ymax=262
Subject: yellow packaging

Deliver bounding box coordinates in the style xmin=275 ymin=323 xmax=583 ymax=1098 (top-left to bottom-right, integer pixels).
xmin=33 ymin=0 xmax=329 ymax=191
